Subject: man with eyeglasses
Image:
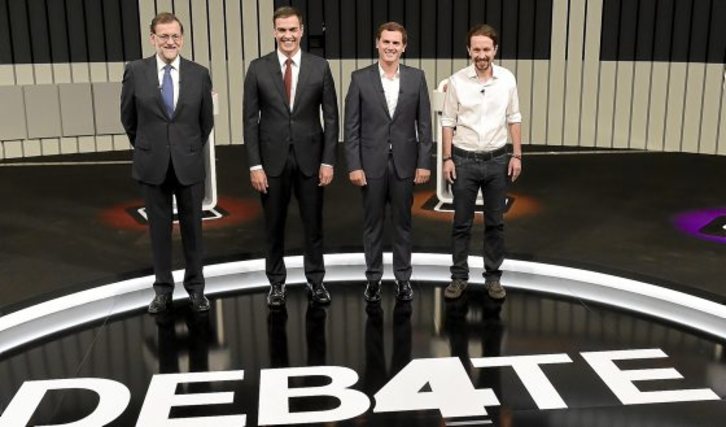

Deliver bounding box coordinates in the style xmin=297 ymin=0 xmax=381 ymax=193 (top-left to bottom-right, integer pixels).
xmin=120 ymin=12 xmax=214 ymax=314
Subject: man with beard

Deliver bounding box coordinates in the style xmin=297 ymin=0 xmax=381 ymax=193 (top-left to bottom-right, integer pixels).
xmin=440 ymin=24 xmax=522 ymax=301
xmin=243 ymin=6 xmax=338 ymax=307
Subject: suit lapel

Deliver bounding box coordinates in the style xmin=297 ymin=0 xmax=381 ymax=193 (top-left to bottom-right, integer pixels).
xmin=265 ymin=53 xmax=288 ymax=110
xmin=292 ymin=52 xmax=311 ymax=114
xmin=145 ymin=56 xmax=169 ymax=120
xmin=174 ymin=58 xmax=190 ymax=118
xmin=370 ymin=64 xmax=391 ymax=120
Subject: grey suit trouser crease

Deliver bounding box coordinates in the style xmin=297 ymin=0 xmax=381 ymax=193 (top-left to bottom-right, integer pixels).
xmin=361 ymin=155 xmax=414 ymax=283
xmin=141 ymin=159 xmax=205 ymax=296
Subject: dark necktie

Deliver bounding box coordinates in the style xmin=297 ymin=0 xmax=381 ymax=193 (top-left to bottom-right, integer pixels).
xmin=161 ymin=64 xmax=174 ymax=118
xmin=284 ymin=58 xmax=292 ymax=106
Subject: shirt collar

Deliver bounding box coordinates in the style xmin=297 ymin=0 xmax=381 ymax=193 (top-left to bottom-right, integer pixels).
xmin=378 ymin=63 xmax=400 ymax=80
xmin=466 ymin=63 xmax=498 ymax=81
xmin=156 ymin=54 xmax=180 ymax=72
xmin=278 ymin=49 xmax=302 ymax=68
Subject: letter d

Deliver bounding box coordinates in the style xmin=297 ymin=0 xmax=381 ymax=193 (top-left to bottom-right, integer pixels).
xmin=1 ymin=378 xmax=129 ymax=427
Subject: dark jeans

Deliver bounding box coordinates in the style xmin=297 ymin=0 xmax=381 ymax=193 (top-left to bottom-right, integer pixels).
xmin=450 ymin=149 xmax=509 ymax=282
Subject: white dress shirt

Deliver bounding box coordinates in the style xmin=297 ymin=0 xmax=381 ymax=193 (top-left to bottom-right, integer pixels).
xmin=441 ymin=64 xmax=521 ymax=152
xmin=379 ymin=63 xmax=400 ymax=117
xmin=278 ymin=48 xmax=302 ymax=110
xmin=156 ymin=55 xmax=180 ymax=109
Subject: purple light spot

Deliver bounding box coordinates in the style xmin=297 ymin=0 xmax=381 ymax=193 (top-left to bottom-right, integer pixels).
xmin=673 ymin=208 xmax=726 ymax=244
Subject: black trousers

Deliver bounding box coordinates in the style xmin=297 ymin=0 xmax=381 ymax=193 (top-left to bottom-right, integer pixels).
xmin=450 ymin=149 xmax=508 ymax=282
xmin=141 ymin=160 xmax=205 ymax=296
xmin=361 ymin=156 xmax=414 ymax=282
xmin=262 ymin=147 xmax=325 ymax=286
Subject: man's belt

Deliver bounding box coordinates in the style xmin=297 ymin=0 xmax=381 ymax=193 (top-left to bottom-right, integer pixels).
xmin=452 ymin=145 xmax=508 ymax=161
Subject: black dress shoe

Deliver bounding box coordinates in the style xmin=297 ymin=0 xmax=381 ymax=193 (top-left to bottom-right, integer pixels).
xmin=364 ymin=280 xmax=382 ymax=302
xmin=395 ymin=280 xmax=414 ymax=301
xmin=148 ymin=293 xmax=172 ymax=314
xmin=307 ymin=282 xmax=331 ymax=305
xmin=189 ymin=293 xmax=211 ymax=312
xmin=267 ymin=283 xmax=287 ymax=307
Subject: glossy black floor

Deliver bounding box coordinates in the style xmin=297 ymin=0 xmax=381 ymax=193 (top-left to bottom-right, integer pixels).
xmin=1 ymin=145 xmax=726 ymax=425
xmin=2 ymin=283 xmax=725 ymax=426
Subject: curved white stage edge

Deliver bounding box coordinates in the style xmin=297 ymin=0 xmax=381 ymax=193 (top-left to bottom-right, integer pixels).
xmin=1 ymin=253 xmax=725 ymax=354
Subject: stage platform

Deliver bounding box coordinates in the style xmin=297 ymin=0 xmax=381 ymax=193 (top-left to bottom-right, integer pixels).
xmin=1 ymin=145 xmax=725 ymax=425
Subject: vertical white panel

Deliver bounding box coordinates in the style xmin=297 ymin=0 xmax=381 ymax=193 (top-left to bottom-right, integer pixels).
xmin=435 ymin=59 xmax=453 ymax=100
xmin=647 ymin=63 xmax=669 ymax=151
xmin=89 ymin=63 xmax=108 ymax=82
xmin=341 ymin=60 xmax=357 ymax=141
xmin=108 ymin=63 xmax=124 ymax=82
xmin=24 ymin=139 xmax=41 ymax=157
xmin=563 ymin=0 xmax=586 ymax=147
xmin=113 ymin=134 xmax=131 ymax=151
xmin=719 ymin=90 xmax=726 ymax=155
xmin=34 ymin=64 xmax=53 ymax=84
xmin=52 ymin=64 xmax=72 ymax=84
xmin=664 ymin=63 xmax=687 ymax=152
xmin=15 ymin=64 xmax=34 ymax=85
xmin=259 ymin=0 xmax=276 ymax=55
xmin=0 ymin=64 xmax=15 ymax=84
xmin=71 ymin=63 xmax=91 ymax=83
xmin=78 ymin=136 xmax=97 ymax=153
xmin=681 ymin=63 xmax=706 ymax=153
xmin=139 ymin=0 xmax=156 ymax=58
xmin=328 ymin=60 xmax=343 ymax=140
xmin=226 ymin=0 xmax=244 ymax=145
xmin=580 ymin=0 xmax=603 ymax=148
xmin=420 ymin=59 xmax=437 ymax=141
xmin=96 ymin=135 xmax=114 ymax=151
xmin=157 ymin=0 xmax=172 ymax=13
xmin=173 ymin=0 xmax=192 ymax=60
xmin=530 ymin=60 xmax=549 ymax=145
xmin=629 ymin=62 xmax=652 ymax=150
xmin=612 ymin=61 xmax=634 ymax=149
xmin=242 ymin=0 xmax=261 ymax=61
xmin=515 ymin=60 xmax=532 ymax=145
xmin=41 ymin=138 xmax=61 ymax=155
xmin=208 ymin=0 xmax=230 ymax=145
xmin=60 ymin=137 xmax=79 ymax=154
xmin=699 ymin=65 xmax=723 ymax=154
xmin=596 ymin=62 xmax=616 ymax=148
xmin=547 ymin=0 xmax=568 ymax=146
xmin=3 ymin=141 xmax=24 ymax=158
xmin=190 ymin=0 xmax=210 ymax=67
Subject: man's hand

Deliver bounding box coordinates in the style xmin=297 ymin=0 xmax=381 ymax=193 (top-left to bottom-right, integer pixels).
xmin=348 ymin=169 xmax=367 ymax=187
xmin=443 ymin=159 xmax=456 ymax=184
xmin=250 ymin=169 xmax=268 ymax=193
xmin=318 ymin=165 xmax=334 ymax=186
xmin=508 ymin=157 xmax=522 ymax=182
xmin=414 ymin=168 xmax=431 ymax=184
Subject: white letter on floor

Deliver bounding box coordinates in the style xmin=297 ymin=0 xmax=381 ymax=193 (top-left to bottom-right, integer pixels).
xmin=0 ymin=378 xmax=129 ymax=427
xmin=258 ymin=366 xmax=369 ymax=425
xmin=136 ymin=370 xmax=246 ymax=426
xmin=374 ymin=357 xmax=498 ymax=417
xmin=582 ymin=348 xmax=719 ymax=405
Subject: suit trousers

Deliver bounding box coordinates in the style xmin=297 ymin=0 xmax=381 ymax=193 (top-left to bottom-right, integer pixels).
xmin=262 ymin=146 xmax=325 ymax=286
xmin=141 ymin=159 xmax=205 ymax=296
xmin=449 ymin=150 xmax=508 ymax=282
xmin=361 ymin=156 xmax=414 ymax=282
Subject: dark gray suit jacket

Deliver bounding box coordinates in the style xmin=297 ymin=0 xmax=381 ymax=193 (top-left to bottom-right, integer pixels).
xmin=243 ymin=51 xmax=339 ymax=177
xmin=120 ymin=56 xmax=214 ymax=185
xmin=344 ymin=63 xmax=432 ymax=179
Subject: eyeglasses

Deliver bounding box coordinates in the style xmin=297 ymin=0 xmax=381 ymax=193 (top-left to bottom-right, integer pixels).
xmin=154 ymin=33 xmax=182 ymax=42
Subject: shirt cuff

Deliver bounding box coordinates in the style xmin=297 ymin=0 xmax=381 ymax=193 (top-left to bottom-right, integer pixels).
xmin=440 ymin=117 xmax=456 ymax=127
xmin=250 ymin=165 xmax=263 ymax=171
xmin=507 ymin=112 xmax=522 ymax=124
xmin=321 ymin=163 xmax=333 ymax=168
